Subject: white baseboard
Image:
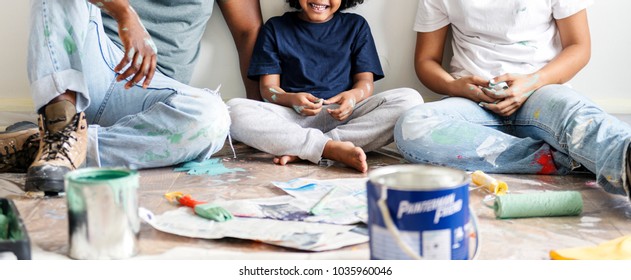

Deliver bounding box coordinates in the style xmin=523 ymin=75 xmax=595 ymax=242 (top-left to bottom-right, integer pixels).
xmin=590 ymin=98 xmax=631 ymax=115
xmin=0 ymin=98 xmax=34 ymax=112
xmin=0 ymin=98 xmax=37 ymax=130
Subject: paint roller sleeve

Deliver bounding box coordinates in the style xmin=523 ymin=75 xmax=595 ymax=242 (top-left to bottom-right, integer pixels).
xmin=494 ymin=191 xmax=583 ymax=219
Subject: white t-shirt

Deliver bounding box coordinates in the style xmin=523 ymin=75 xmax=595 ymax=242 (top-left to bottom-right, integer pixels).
xmin=414 ymin=0 xmax=593 ymax=79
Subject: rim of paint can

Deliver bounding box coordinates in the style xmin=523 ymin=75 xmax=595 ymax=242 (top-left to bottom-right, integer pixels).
xmin=368 ymin=164 xmax=468 ymax=190
xmin=65 ymin=168 xmax=138 ymax=184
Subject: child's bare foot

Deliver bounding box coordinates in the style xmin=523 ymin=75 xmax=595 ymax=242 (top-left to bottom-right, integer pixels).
xmin=322 ymin=141 xmax=367 ymax=173
xmin=273 ymin=155 xmax=301 ymax=165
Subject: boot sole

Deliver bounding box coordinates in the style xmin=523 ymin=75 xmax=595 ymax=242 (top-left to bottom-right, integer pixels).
xmin=25 ymin=165 xmax=70 ymax=194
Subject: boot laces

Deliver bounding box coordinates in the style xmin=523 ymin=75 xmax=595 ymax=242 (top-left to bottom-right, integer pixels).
xmin=1 ymin=132 xmax=40 ymax=171
xmin=40 ymin=114 xmax=80 ymax=169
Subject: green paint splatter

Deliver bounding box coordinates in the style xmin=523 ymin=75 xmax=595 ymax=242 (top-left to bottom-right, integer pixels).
xmin=293 ymin=105 xmax=304 ymax=114
xmin=44 ymin=25 xmax=50 ymax=37
xmin=167 ymin=133 xmax=184 ymax=144
xmin=148 ymin=129 xmax=170 ymax=136
xmin=534 ymin=109 xmax=541 ymax=119
xmin=63 ymin=22 xmax=77 ymax=55
xmin=64 ymin=36 xmax=77 ymax=54
xmin=430 ymin=124 xmax=477 ymax=145
xmin=133 ymin=124 xmax=148 ymax=130
xmin=174 ymin=158 xmax=245 ymax=176
xmin=139 ymin=150 xmax=171 ymax=162
xmin=188 ymin=127 xmax=209 ymax=141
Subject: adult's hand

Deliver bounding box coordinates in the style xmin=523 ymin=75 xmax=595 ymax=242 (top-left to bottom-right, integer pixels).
xmin=448 ymin=76 xmax=495 ymax=103
xmin=113 ymin=8 xmax=157 ymax=89
xmin=480 ymin=73 xmax=540 ymax=116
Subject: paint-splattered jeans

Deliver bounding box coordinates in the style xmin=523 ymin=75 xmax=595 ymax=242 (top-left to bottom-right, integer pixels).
xmin=394 ymin=85 xmax=631 ymax=198
xmin=27 ymin=0 xmax=230 ymax=169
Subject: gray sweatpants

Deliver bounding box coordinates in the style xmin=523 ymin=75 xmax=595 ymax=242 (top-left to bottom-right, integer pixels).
xmin=227 ymin=88 xmax=424 ymax=164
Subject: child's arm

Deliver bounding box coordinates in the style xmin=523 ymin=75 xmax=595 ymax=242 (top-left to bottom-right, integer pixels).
xmin=324 ymin=72 xmax=374 ymax=121
xmin=482 ymin=10 xmax=591 ymax=116
xmin=259 ymin=74 xmax=324 ymax=116
xmin=414 ymin=26 xmax=494 ymax=104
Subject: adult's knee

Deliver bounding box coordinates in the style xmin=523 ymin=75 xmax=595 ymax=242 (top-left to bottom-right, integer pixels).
xmin=171 ymin=91 xmax=230 ymax=151
xmin=394 ymin=104 xmax=448 ymax=163
xmin=533 ymin=85 xmax=596 ymax=113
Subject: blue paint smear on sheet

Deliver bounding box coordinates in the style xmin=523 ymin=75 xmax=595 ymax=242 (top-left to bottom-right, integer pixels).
xmin=174 ymin=158 xmax=245 ymax=176
xmin=283 ymin=183 xmax=317 ymax=191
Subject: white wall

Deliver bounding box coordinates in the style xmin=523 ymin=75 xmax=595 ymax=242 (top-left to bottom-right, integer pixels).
xmin=1 ymin=0 xmax=630 ymax=127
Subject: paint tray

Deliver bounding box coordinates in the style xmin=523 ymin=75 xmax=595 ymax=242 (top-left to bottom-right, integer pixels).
xmin=0 ymin=198 xmax=31 ymax=260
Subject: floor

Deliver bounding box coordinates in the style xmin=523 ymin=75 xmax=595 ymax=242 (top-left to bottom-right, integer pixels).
xmin=1 ymin=115 xmax=630 ymax=260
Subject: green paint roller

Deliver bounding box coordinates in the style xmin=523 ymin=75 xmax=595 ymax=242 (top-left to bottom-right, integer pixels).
xmin=494 ymin=191 xmax=583 ymax=219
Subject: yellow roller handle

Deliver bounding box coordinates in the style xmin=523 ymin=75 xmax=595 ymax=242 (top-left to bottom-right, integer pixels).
xmin=471 ymin=170 xmax=508 ymax=195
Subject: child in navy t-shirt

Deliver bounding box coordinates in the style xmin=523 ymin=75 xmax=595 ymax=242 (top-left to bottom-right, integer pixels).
xmin=227 ymin=0 xmax=423 ymax=172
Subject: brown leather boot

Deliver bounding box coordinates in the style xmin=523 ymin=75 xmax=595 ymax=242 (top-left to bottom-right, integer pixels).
xmin=25 ymin=100 xmax=88 ymax=195
xmin=0 ymin=122 xmax=40 ymax=173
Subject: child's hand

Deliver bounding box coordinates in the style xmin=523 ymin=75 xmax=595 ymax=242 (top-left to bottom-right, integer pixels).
xmin=479 ymin=73 xmax=540 ymax=116
xmin=289 ymin=92 xmax=324 ymax=116
xmin=324 ymin=91 xmax=357 ymax=121
xmin=449 ymin=76 xmax=495 ymax=103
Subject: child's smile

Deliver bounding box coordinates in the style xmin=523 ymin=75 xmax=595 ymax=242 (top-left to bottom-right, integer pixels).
xmin=298 ymin=0 xmax=341 ymax=23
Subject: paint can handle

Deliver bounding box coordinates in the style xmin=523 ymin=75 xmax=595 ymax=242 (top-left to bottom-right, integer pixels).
xmin=377 ymin=187 xmax=481 ymax=260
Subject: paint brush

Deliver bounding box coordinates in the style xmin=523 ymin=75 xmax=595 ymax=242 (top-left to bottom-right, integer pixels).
xmin=164 ymin=191 xmax=233 ymax=222
xmin=309 ymin=186 xmax=339 ymax=215
xmin=471 ymin=170 xmax=508 ymax=195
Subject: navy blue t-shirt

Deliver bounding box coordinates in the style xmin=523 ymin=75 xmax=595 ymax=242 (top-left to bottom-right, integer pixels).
xmin=248 ymin=12 xmax=384 ymax=100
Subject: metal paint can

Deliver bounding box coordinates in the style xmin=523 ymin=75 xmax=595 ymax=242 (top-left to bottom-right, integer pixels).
xmin=65 ymin=168 xmax=140 ymax=259
xmin=367 ymin=164 xmax=472 ymax=260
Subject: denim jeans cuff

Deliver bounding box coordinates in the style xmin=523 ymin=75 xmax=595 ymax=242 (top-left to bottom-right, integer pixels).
xmin=30 ymin=69 xmax=89 ymax=112
xmin=86 ymin=125 xmax=101 ymax=168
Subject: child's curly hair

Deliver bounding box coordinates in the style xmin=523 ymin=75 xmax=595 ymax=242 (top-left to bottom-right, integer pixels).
xmin=286 ymin=0 xmax=365 ymax=11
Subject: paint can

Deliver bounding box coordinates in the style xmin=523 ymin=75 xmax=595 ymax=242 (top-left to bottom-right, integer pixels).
xmin=367 ymin=164 xmax=477 ymax=260
xmin=65 ymin=168 xmax=140 ymax=259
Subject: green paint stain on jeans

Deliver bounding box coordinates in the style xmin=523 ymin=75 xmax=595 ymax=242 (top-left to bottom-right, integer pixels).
xmin=64 ymin=36 xmax=77 ymax=54
xmin=168 ymin=133 xmax=184 ymax=144
xmin=148 ymin=129 xmax=170 ymax=136
xmin=139 ymin=150 xmax=171 ymax=162
xmin=133 ymin=124 xmax=148 ymax=130
xmin=188 ymin=128 xmax=208 ymax=141
xmin=63 ymin=23 xmax=76 ymax=54
xmin=430 ymin=124 xmax=476 ymax=145
xmin=44 ymin=25 xmax=51 ymax=37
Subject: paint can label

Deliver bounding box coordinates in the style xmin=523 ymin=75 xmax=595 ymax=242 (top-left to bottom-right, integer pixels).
xmin=367 ymin=165 xmax=470 ymax=260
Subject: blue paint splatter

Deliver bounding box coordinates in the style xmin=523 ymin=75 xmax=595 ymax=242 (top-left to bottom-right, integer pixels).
xmin=174 ymin=158 xmax=245 ymax=176
xmin=283 ymin=183 xmax=317 ymax=191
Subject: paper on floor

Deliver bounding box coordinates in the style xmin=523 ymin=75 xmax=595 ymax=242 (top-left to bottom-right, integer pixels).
xmin=139 ymin=207 xmax=368 ymax=252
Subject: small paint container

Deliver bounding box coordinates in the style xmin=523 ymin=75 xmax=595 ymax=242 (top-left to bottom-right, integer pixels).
xmin=65 ymin=168 xmax=140 ymax=259
xmin=367 ymin=165 xmax=476 ymax=260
